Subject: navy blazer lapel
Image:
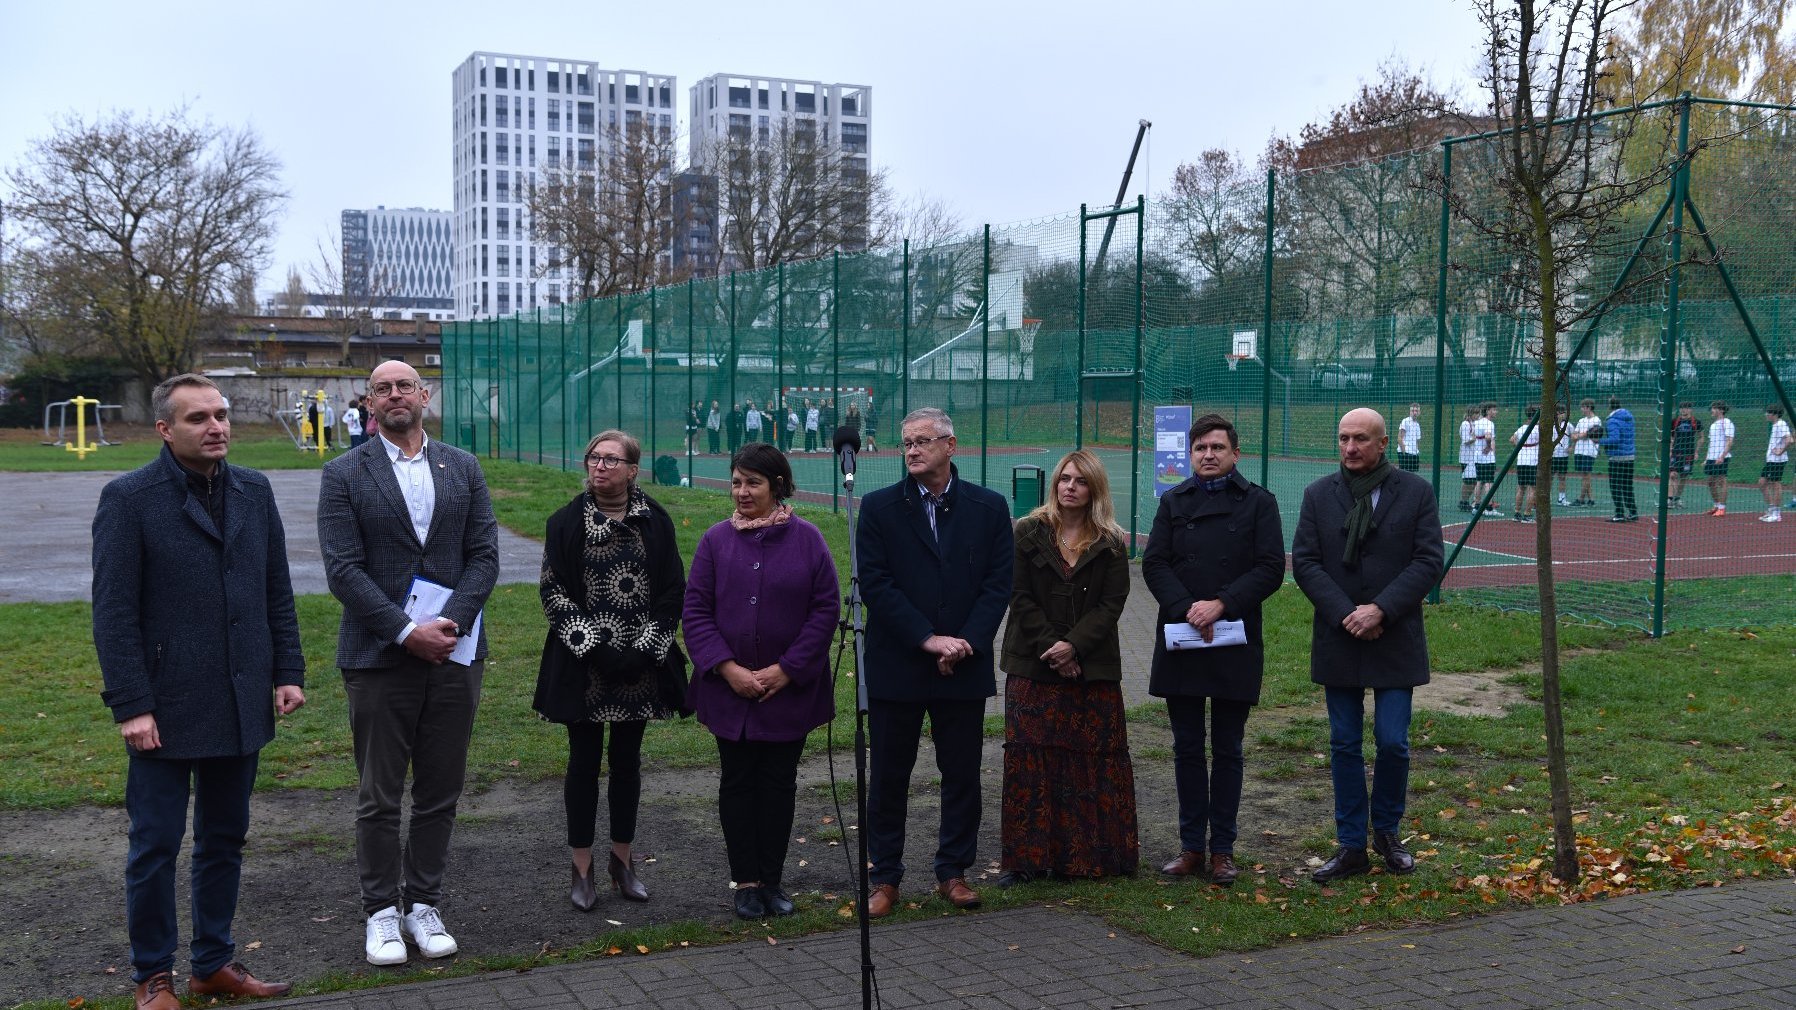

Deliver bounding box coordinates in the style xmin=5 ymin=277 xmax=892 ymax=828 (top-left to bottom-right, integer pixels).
xmin=361 ymin=439 xmax=422 ymax=549
xmin=181 ymin=491 xmax=222 ymax=543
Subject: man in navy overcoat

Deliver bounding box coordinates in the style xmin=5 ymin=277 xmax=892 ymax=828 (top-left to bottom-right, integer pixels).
xmin=93 ymin=373 xmax=305 ymax=1008
xmin=856 ymin=407 xmax=1013 ymax=917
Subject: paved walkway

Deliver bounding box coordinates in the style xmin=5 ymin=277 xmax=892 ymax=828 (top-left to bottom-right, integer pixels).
xmin=0 ymin=470 xmax=544 ymax=603
xmin=262 ymin=878 xmax=1796 ymax=1009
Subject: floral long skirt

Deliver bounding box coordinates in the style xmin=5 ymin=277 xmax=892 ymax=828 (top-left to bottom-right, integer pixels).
xmin=1000 ymin=675 xmax=1139 ymax=878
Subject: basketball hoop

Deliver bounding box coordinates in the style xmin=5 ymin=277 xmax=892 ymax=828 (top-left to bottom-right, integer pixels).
xmin=1019 ymin=317 xmax=1042 ymax=357
xmin=1225 ymin=354 xmax=1249 ymax=372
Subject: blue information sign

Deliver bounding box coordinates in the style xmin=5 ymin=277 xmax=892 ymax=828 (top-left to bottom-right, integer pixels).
xmin=1153 ymin=405 xmax=1192 ymax=498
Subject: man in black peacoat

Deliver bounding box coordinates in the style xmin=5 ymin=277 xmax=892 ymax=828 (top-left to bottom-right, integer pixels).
xmin=856 ymin=408 xmax=1013 ymax=916
xmin=1292 ymin=408 xmax=1444 ymax=883
xmin=93 ymin=374 xmax=305 ymax=1007
xmin=1142 ymin=413 xmax=1284 ymax=885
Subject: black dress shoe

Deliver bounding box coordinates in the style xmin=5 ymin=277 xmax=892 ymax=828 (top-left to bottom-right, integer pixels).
xmin=734 ymin=886 xmax=768 ymax=919
xmin=996 ymin=870 xmax=1037 ymax=889
xmin=1312 ymin=845 xmax=1371 ymax=883
xmin=1373 ymin=831 xmax=1416 ymax=874
xmin=763 ymin=886 xmax=795 ymax=916
xmin=609 ymin=851 xmax=649 ymax=902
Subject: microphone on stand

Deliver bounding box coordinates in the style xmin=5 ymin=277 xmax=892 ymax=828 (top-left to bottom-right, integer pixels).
xmin=833 ymin=426 xmax=861 ymax=489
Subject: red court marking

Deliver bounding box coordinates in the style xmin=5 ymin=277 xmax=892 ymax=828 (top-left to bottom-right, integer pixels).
xmin=1443 ymin=512 xmax=1796 ymax=588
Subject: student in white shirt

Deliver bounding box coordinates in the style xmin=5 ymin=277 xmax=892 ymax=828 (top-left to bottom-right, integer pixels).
xmin=1704 ymin=400 xmax=1735 ymax=516
xmin=1550 ymin=405 xmax=1573 ymax=506
xmin=1571 ymin=398 xmax=1604 ymax=507
xmin=1473 ymin=403 xmax=1501 ymax=516
xmin=1396 ymin=403 xmax=1422 ymax=473
xmin=1457 ymin=406 xmax=1479 ymax=511
xmin=1757 ymin=405 xmax=1792 ymax=522
xmin=1509 ymin=407 xmax=1542 ymax=522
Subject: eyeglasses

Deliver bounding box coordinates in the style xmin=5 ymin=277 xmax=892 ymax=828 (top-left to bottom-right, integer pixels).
xmin=370 ymin=379 xmax=420 ymax=397
xmin=900 ymin=434 xmax=951 ymax=451
xmin=585 ymin=454 xmax=631 ymax=470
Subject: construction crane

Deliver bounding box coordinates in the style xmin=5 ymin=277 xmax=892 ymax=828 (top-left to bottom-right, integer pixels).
xmin=1091 ymin=119 xmax=1151 ymax=276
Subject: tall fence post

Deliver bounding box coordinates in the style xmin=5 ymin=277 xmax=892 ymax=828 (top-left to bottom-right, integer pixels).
xmin=901 ymin=238 xmax=911 ymax=417
xmin=614 ymin=292 xmax=624 ymax=431
xmin=776 ymin=261 xmax=786 ymax=454
xmin=1130 ymin=195 xmax=1144 ymax=556
xmin=558 ymin=308 xmax=568 ymax=470
xmin=832 ymin=252 xmax=841 ymax=514
xmin=1077 ymin=204 xmax=1088 ymax=451
xmin=534 ymin=307 xmax=544 ymax=465
xmin=1651 ymin=95 xmax=1693 ymax=638
xmin=1431 ymin=140 xmax=1454 ymax=604
xmin=657 ymin=285 xmax=664 ymax=463
xmin=981 ymin=223 xmax=991 ymax=488
xmin=1260 ymin=169 xmax=1276 ymax=487
xmin=728 ymin=272 xmax=738 ymax=436
xmin=686 ymin=278 xmax=696 ymax=486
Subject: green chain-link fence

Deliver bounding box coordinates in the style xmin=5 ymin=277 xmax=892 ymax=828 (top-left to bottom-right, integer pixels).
xmin=444 ymin=95 xmax=1794 ymax=634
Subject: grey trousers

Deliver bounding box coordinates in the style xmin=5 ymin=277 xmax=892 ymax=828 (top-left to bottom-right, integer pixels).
xmin=342 ymin=657 xmax=484 ymax=915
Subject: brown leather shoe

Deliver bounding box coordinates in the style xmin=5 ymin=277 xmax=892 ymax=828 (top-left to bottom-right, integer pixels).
xmin=187 ymin=961 xmax=293 ymax=999
xmin=1159 ymin=850 xmax=1206 ymax=877
xmin=1209 ymin=853 xmax=1239 ymax=886
xmin=135 ymin=972 xmax=179 ymax=1010
xmin=936 ymin=877 xmax=981 ymax=909
xmin=866 ymin=882 xmax=900 ymax=919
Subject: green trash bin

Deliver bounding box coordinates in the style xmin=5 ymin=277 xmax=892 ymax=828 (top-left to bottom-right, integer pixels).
xmin=1012 ymin=465 xmax=1044 ymax=520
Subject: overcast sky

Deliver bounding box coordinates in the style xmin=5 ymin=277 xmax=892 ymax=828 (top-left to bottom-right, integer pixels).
xmin=1 ymin=0 xmax=1493 ymax=298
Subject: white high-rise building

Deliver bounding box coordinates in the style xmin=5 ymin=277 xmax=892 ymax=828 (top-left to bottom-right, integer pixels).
xmin=688 ymin=74 xmax=870 ymax=172
xmin=451 ymin=52 xmax=676 ymax=319
xmin=687 ymin=74 xmax=872 ymax=270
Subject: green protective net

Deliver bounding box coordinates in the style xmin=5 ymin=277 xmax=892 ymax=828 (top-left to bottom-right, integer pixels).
xmin=441 ymin=98 xmax=1793 ymax=634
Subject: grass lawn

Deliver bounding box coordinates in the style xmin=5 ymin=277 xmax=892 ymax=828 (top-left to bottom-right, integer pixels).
xmin=9 ymin=449 xmax=1796 ymax=999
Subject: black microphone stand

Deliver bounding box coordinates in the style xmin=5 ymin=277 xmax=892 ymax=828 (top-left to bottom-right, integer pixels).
xmin=835 ymin=442 xmax=876 ymax=1010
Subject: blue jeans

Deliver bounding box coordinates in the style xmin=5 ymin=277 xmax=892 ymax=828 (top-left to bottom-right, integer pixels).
xmin=1165 ymin=696 xmax=1252 ymax=855
xmin=1324 ymin=686 xmax=1412 ymax=848
xmin=124 ymin=750 xmax=259 ymax=982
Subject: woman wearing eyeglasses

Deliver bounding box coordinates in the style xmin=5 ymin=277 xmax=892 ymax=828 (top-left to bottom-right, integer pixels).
xmin=533 ymin=430 xmax=688 ymax=912
xmin=682 ymin=442 xmax=839 ymax=919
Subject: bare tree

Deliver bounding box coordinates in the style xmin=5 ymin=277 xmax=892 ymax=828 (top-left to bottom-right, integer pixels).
xmin=1459 ymin=0 xmax=1677 ymax=884
xmin=278 ymin=266 xmax=308 ymax=314
xmin=305 ymin=229 xmax=395 ymax=365
xmin=1159 ymin=149 xmax=1261 ymax=284
xmin=526 ymin=123 xmax=684 ymax=304
xmin=4 ymin=108 xmax=284 ymax=399
xmin=1284 ymin=61 xmax=1468 ymax=372
xmin=700 ymin=121 xmax=891 ymax=274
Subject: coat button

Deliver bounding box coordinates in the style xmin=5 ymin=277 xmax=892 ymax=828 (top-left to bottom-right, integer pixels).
xmin=752 ymin=562 xmax=761 ymax=570
xmin=749 ymin=596 xmax=758 ymax=605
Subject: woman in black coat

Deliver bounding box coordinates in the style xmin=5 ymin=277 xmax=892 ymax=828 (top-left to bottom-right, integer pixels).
xmin=534 ymin=429 xmax=686 ymax=912
xmin=1141 ymin=413 xmax=1284 ymax=886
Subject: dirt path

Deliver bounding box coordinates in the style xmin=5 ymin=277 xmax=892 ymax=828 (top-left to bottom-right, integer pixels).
xmin=0 ymin=677 xmax=1518 ymax=1008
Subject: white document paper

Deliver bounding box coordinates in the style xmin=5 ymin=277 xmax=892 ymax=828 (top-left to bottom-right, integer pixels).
xmin=1163 ymin=620 xmax=1247 ymax=651
xmin=405 ymin=576 xmax=483 ymax=666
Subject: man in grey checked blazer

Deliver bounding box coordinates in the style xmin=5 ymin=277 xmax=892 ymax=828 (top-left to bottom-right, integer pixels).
xmin=318 ymin=360 xmax=499 ymax=965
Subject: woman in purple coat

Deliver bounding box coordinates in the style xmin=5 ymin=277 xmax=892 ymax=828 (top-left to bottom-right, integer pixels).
xmin=683 ymin=442 xmax=840 ymax=919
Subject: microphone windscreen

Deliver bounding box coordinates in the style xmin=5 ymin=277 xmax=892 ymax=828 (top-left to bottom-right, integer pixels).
xmin=832 ymin=426 xmax=862 ymax=453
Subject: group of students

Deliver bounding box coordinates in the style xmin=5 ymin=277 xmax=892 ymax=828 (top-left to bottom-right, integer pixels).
xmin=1444 ymin=396 xmax=1793 ymax=523
xmin=686 ymin=395 xmax=881 ymax=456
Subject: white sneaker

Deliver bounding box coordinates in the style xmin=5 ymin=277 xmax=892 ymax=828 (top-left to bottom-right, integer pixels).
xmin=364 ymin=905 xmax=407 ymax=965
xmin=1558 ymin=495 xmax=1569 ymax=506
xmin=402 ymin=903 xmax=459 ymax=958
xmin=1759 ymin=512 xmax=1782 ymax=523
